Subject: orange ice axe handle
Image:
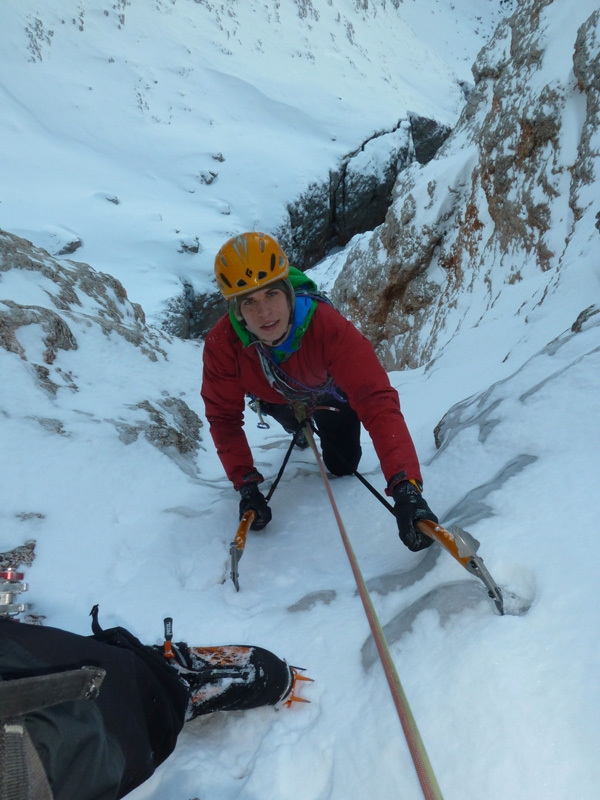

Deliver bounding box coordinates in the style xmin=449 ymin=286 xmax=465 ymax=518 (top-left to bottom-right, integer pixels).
xmin=230 ymin=510 xmax=256 ymax=592
xmin=417 ymin=519 xmax=504 ymax=615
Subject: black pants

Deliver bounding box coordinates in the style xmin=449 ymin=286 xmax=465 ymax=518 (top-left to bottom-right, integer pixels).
xmin=0 ymin=618 xmax=293 ymax=800
xmin=258 ymin=396 xmax=362 ymax=476
xmin=0 ymin=618 xmax=188 ymax=800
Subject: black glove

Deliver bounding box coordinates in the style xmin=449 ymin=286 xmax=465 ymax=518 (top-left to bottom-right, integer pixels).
xmin=238 ymin=481 xmax=272 ymax=531
xmin=389 ymin=477 xmax=438 ymax=552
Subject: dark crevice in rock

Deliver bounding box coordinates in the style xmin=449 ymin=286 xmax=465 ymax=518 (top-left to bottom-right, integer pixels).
xmin=167 ymin=113 xmax=452 ymax=340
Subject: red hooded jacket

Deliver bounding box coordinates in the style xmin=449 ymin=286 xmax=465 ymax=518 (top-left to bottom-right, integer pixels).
xmin=201 ymin=302 xmax=422 ymax=490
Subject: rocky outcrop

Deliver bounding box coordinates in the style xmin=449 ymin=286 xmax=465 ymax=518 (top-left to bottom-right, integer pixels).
xmin=331 ymin=0 xmax=600 ymax=369
xmin=174 ymin=114 xmax=451 ymax=340
xmin=0 ymin=229 xmax=203 ymax=475
xmin=275 ymin=114 xmax=451 ymax=271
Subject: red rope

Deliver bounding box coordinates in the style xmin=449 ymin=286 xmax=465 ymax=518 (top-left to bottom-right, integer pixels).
xmin=304 ymin=424 xmax=444 ymax=800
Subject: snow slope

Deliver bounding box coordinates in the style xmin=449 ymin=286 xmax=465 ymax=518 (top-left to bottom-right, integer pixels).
xmin=2 ymin=1 xmax=600 ymax=799
xmin=1 ymin=0 xmax=507 ymax=320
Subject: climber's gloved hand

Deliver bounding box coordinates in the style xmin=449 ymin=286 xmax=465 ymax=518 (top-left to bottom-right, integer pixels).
xmin=238 ymin=478 xmax=272 ymax=531
xmin=388 ymin=474 xmax=438 ymax=552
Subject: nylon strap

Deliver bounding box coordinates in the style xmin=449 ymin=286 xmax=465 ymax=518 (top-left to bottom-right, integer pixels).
xmin=0 ymin=723 xmax=53 ymax=800
xmin=0 ymin=667 xmax=106 ymax=719
xmin=301 ymin=419 xmax=444 ymax=800
xmin=0 ymin=667 xmax=106 ymax=800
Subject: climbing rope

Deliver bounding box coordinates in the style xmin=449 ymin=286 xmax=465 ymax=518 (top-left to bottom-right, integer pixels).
xmin=301 ymin=418 xmax=444 ymax=800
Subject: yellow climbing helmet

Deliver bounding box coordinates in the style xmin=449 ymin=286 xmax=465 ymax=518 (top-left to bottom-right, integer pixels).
xmin=214 ymin=232 xmax=289 ymax=298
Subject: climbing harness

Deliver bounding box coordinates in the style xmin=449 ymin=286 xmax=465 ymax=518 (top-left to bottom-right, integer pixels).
xmin=253 ymin=340 xmax=344 ymax=409
xmin=247 ymin=396 xmax=270 ymax=429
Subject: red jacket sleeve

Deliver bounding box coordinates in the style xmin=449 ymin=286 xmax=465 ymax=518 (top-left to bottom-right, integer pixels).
xmin=311 ymin=304 xmax=422 ymax=485
xmin=201 ymin=316 xmax=263 ymax=490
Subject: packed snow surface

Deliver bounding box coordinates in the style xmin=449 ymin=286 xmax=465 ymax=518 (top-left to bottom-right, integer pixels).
xmin=2 ymin=2 xmax=600 ymax=799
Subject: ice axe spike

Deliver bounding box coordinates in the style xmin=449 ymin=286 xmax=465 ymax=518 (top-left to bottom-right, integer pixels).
xmin=416 ymin=520 xmax=505 ymax=615
xmin=229 ymin=510 xmax=256 ymax=591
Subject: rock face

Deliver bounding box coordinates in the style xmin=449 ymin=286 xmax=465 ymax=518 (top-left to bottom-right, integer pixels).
xmin=275 ymin=115 xmax=452 ymax=272
xmin=178 ymin=115 xmax=451 ymax=340
xmin=1 ymin=230 xmax=149 ymax=366
xmin=0 ymin=229 xmax=203 ymax=476
xmin=331 ymin=0 xmax=600 ymax=370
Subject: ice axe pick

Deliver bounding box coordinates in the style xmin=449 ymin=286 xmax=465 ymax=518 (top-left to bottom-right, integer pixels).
xmin=416 ymin=520 xmax=505 ymax=615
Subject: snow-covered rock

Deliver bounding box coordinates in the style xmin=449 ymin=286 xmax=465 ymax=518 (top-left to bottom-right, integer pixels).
xmin=332 ymin=0 xmax=600 ymax=371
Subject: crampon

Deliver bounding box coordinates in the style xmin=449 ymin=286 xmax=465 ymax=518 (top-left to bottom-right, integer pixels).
xmin=282 ymin=666 xmax=313 ymax=707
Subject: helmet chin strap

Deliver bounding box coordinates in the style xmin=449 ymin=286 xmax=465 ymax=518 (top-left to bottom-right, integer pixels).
xmin=261 ymin=320 xmax=292 ymax=348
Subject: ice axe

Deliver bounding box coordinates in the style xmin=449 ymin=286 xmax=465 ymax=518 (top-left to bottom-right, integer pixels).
xmin=229 ymin=510 xmax=256 ymax=591
xmin=294 ymin=415 xmax=505 ymax=616
xmin=416 ymin=520 xmax=504 ymax=615
xmin=229 ymin=428 xmax=307 ymax=591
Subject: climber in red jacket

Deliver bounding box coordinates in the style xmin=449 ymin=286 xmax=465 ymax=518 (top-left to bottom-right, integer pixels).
xmin=201 ymin=231 xmax=438 ymax=552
